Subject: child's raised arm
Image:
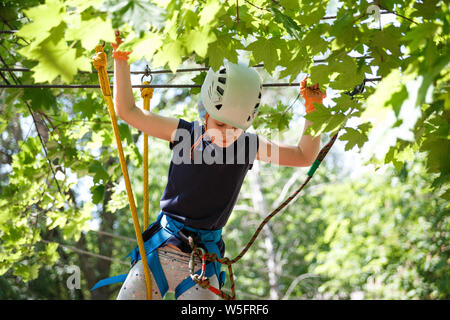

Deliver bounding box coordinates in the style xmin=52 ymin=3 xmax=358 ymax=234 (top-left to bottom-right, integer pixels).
xmin=256 ymin=77 xmax=326 ymax=167
xmin=112 ymin=36 xmax=179 ymax=144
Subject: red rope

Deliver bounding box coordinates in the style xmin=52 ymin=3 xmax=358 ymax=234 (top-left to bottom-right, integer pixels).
xmin=190 ymin=132 xmax=340 ymax=300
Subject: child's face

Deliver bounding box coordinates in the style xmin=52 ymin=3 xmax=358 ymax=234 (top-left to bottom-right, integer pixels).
xmin=206 ymin=117 xmax=243 ymax=147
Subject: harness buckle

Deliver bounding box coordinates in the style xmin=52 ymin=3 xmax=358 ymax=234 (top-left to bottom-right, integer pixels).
xmin=177 ymin=229 xmax=201 ymax=250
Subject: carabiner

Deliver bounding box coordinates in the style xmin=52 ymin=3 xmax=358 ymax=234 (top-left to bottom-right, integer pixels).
xmin=141 ymin=64 xmax=153 ymax=84
xmin=189 ymin=247 xmax=207 ymax=281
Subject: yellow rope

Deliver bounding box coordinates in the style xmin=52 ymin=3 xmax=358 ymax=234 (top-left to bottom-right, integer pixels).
xmin=140 ymin=83 xmax=153 ymax=230
xmin=92 ymin=45 xmax=152 ymax=300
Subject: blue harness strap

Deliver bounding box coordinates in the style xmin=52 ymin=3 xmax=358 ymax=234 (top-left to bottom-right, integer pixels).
xmin=91 ymin=211 xmax=225 ymax=299
xmin=158 ymin=214 xmax=226 ymax=299
xmin=91 ymin=274 xmax=128 ymax=291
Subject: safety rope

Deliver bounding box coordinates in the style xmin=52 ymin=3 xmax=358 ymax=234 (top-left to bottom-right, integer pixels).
xmin=186 ymin=77 xmax=368 ymax=299
xmin=188 ymin=132 xmax=340 ymax=300
xmin=140 ymin=77 xmax=154 ymax=230
xmin=92 ymin=44 xmax=153 ymax=300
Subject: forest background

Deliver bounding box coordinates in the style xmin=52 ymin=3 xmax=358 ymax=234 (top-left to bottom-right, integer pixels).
xmin=0 ymin=0 xmax=448 ymax=299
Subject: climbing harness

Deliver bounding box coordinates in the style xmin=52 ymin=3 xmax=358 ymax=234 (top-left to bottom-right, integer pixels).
xmin=92 ymin=211 xmax=227 ymax=299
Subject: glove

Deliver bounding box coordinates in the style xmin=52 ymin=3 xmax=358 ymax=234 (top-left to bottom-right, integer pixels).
xmin=112 ymin=31 xmax=132 ymax=61
xmin=300 ymin=76 xmax=326 ymax=113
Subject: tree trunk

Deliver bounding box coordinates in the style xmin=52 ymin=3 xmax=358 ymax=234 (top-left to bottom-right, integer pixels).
xmin=247 ymin=161 xmax=281 ymax=300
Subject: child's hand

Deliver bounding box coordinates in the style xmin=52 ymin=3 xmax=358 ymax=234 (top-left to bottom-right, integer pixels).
xmin=112 ymin=30 xmax=132 ymax=61
xmin=300 ymin=76 xmax=326 ymax=113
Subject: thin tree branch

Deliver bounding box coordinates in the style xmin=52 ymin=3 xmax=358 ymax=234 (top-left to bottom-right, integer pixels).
xmin=271 ymin=170 xmax=303 ymax=209
xmin=236 ymin=0 xmax=239 ymax=26
xmin=233 ymin=204 xmax=257 ymax=213
xmin=41 ymin=239 xmax=128 ymax=265
xmin=378 ymin=5 xmax=419 ymax=25
xmin=244 ymin=0 xmax=265 ymax=11
xmin=282 ymin=273 xmax=320 ymax=300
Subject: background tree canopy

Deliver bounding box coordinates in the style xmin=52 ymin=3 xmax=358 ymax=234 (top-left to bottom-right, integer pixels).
xmin=0 ymin=0 xmax=448 ymax=299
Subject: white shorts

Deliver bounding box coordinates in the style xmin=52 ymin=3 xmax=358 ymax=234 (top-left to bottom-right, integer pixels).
xmin=116 ymin=246 xmax=219 ymax=300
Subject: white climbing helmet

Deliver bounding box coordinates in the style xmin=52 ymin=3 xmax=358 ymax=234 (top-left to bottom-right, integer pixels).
xmin=200 ymin=60 xmax=262 ymax=131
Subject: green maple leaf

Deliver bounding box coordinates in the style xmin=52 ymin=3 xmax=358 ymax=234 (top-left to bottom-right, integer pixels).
xmin=333 ymin=94 xmax=360 ymax=113
xmin=190 ymin=72 xmax=207 ymax=95
xmin=208 ymin=41 xmax=225 ymax=71
xmin=65 ymin=16 xmax=115 ymax=51
xmin=253 ymin=102 xmax=292 ymax=131
xmin=16 ymin=0 xmax=65 ymax=43
xmin=246 ymin=37 xmax=280 ymax=74
xmin=152 ymin=39 xmax=184 ymax=73
xmin=206 ymin=38 xmax=240 ymax=71
xmin=305 ymin=104 xmax=334 ymax=136
xmin=384 ymin=146 xmax=403 ymax=170
xmin=124 ymin=32 xmax=163 ymax=63
xmin=339 ymin=125 xmax=370 ymax=151
xmin=183 ymin=26 xmax=217 ymax=58
xmin=371 ymin=26 xmax=402 ymax=58
xmin=268 ymin=5 xmax=302 ymax=40
xmin=309 ymin=64 xmax=331 ymax=86
xmin=22 ymin=88 xmax=57 ymax=112
xmin=118 ymin=123 xmax=133 ymax=145
xmin=302 ymin=26 xmax=329 ymax=56
xmin=297 ymin=2 xmax=326 ymax=26
xmin=403 ymin=22 xmax=438 ymax=53
xmin=199 ymin=0 xmax=222 ymax=27
xmin=73 ymin=93 xmax=100 ymax=119
xmin=89 ymin=161 xmax=109 ymax=184
xmin=101 ymin=0 xmax=165 ymax=35
xmin=278 ymin=43 xmax=308 ymax=83
xmin=421 ymin=136 xmax=450 ymax=175
xmin=386 ymin=86 xmax=408 ymax=117
xmin=13 ymin=263 xmax=40 ymax=282
xmin=384 ymin=140 xmax=416 ymax=171
xmin=91 ymin=184 xmax=105 ymax=204
xmin=329 ymin=56 xmax=362 ymax=90
xmin=182 ymin=9 xmax=199 ymax=29
xmin=19 ymin=35 xmax=91 ymax=83
xmin=324 ymin=113 xmax=347 ymax=134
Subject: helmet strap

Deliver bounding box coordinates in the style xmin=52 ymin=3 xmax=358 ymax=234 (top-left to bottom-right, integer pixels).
xmin=190 ymin=112 xmax=215 ymax=160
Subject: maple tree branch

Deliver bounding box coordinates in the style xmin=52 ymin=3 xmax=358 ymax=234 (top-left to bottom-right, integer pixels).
xmin=378 ymin=5 xmax=419 ymax=25
xmin=236 ymin=0 xmax=240 ymax=26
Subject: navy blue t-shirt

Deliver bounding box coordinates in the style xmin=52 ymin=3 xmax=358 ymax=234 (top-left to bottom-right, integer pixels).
xmin=161 ymin=119 xmax=259 ymax=230
xmin=147 ymin=119 xmax=259 ymax=254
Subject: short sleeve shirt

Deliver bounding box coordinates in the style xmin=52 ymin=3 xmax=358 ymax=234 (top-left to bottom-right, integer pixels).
xmin=159 ymin=118 xmax=260 ymax=230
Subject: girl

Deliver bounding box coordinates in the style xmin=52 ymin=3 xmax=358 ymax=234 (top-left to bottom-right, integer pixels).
xmin=94 ymin=36 xmax=326 ymax=300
